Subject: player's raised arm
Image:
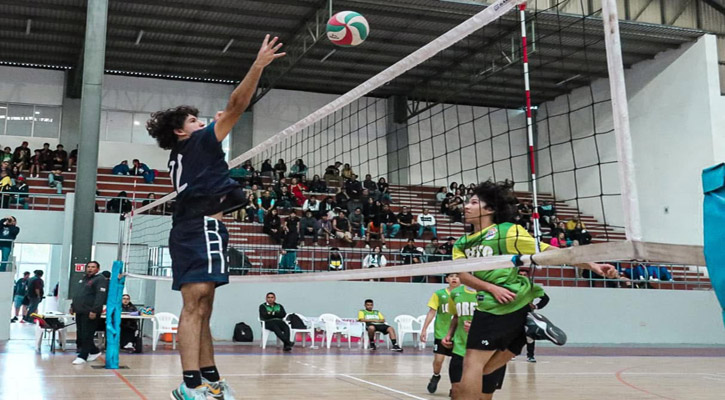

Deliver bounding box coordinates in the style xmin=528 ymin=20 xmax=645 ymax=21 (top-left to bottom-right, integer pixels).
xmin=214 ymin=34 xmax=286 ymax=142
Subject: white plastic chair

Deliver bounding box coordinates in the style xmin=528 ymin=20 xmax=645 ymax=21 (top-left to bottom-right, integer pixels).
xmin=416 ymin=315 xmax=434 ymax=349
xmin=362 ymin=329 xmax=391 ymax=349
xmin=286 ymin=313 xmax=317 ymax=348
xmin=318 ymin=313 xmax=352 ymax=349
xmin=259 ymin=317 xmax=283 ymax=349
xmin=394 ymin=315 xmax=419 ymax=348
xmin=151 ymin=312 xmax=179 ymax=351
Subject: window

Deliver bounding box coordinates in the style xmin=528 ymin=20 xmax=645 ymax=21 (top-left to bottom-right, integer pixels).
xmin=33 ymin=106 xmax=62 ymax=138
xmin=6 ymin=104 xmax=34 ymax=137
xmin=0 ymin=103 xmax=62 ymax=138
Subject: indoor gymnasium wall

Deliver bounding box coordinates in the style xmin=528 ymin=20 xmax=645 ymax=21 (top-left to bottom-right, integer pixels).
xmin=149 ymin=280 xmax=725 ymax=345
xmin=536 ymin=34 xmax=723 ymax=245
xmin=407 ymin=105 xmax=531 ymax=189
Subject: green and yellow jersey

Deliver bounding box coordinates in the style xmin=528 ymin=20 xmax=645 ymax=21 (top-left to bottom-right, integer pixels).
xmin=358 ymin=309 xmax=385 ymax=324
xmin=427 ymin=288 xmax=454 ymax=340
xmin=448 ymin=286 xmax=478 ymax=357
xmin=453 ymin=222 xmax=547 ymax=315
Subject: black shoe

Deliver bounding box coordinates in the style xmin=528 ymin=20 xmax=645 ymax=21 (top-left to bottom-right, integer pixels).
xmin=392 ymin=345 xmax=403 ymax=352
xmin=283 ymin=343 xmax=293 ymax=352
xmin=10 ymin=316 xmax=17 ymax=323
xmin=525 ymin=312 xmax=567 ymax=346
xmin=427 ymin=374 xmax=441 ymax=393
xmin=527 ymin=356 xmax=537 ymax=363
xmin=369 ymin=342 xmax=377 ymax=351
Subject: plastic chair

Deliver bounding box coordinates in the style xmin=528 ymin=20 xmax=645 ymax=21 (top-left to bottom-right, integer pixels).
xmin=33 ymin=312 xmax=69 ymax=353
xmin=151 ymin=312 xmax=179 ymax=351
xmin=286 ymin=313 xmax=317 ymax=348
xmin=259 ymin=317 xmax=283 ymax=349
xmin=394 ymin=315 xmax=419 ymax=348
xmin=362 ymin=329 xmax=391 ymax=349
xmin=416 ymin=315 xmax=434 ymax=349
xmin=318 ymin=313 xmax=352 ymax=349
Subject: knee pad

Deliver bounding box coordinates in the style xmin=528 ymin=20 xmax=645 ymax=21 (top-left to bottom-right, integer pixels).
xmin=482 ymin=366 xmax=507 ymax=394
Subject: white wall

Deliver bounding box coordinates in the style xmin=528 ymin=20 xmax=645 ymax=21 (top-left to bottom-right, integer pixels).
xmin=536 ymin=34 xmax=724 ymax=243
xmin=149 ymin=279 xmax=725 ymax=345
xmin=0 ymin=66 xmax=65 ymax=106
xmin=408 ymin=104 xmax=530 ymax=188
xmin=0 ymin=272 xmax=13 ymax=340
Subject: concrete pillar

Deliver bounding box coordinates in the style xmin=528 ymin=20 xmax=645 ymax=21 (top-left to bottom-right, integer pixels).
xmin=385 ymin=95 xmax=409 ymax=185
xmin=59 ymin=93 xmax=81 ymax=152
xmin=69 ymin=0 xmax=108 ymax=297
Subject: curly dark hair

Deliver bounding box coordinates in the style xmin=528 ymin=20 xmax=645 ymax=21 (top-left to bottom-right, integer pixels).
xmin=472 ymin=180 xmax=518 ymax=224
xmin=145 ymin=106 xmax=199 ymax=150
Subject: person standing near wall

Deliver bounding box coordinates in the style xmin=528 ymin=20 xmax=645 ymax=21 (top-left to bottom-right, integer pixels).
xmin=0 ymin=216 xmax=19 ymax=271
xmin=70 ymin=261 xmax=107 ymax=365
xmin=24 ymin=270 xmax=44 ymax=322
xmin=11 ymin=271 xmax=30 ymax=323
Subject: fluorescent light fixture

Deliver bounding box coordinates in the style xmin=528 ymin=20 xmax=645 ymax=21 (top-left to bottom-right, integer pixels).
xmin=135 ymin=30 xmax=144 ymax=45
xmin=222 ymin=39 xmax=234 ymax=53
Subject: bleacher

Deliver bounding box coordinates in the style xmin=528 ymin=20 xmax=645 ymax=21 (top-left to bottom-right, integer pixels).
xmin=19 ymin=168 xmax=708 ymax=289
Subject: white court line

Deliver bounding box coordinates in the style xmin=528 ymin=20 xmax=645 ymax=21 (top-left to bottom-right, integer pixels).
xmin=339 ymin=374 xmax=428 ymax=400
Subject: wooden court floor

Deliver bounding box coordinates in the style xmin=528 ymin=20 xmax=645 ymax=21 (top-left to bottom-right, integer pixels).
xmin=1 ymin=332 xmax=724 ymax=400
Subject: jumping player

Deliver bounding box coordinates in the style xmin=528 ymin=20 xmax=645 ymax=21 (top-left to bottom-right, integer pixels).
xmin=146 ymin=35 xmax=285 ymax=400
xmin=454 ymin=181 xmax=613 ymax=399
xmin=420 ymin=273 xmax=460 ymax=393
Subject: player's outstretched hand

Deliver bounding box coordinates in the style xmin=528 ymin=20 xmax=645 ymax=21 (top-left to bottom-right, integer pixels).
xmin=255 ymin=34 xmax=286 ymax=68
xmin=489 ymin=285 xmax=516 ymax=304
xmin=589 ymin=262 xmax=615 ymax=277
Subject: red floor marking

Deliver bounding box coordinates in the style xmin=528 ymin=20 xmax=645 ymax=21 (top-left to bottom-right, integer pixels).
xmin=99 ymin=356 xmax=149 ymax=400
xmin=615 ymin=366 xmax=679 ymax=400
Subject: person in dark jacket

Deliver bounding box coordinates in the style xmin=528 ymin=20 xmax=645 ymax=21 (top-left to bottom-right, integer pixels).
xmin=120 ymin=294 xmax=139 ymax=351
xmin=112 ymin=160 xmax=131 ymax=175
xmin=259 ymin=292 xmax=293 ymax=351
xmin=70 ymin=261 xmax=108 ymax=365
xmin=24 ymin=269 xmax=44 ymax=322
xmin=0 ymin=216 xmax=19 ymax=272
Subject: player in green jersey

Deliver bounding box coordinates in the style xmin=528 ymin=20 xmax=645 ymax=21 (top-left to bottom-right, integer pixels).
xmin=358 ymin=299 xmax=404 ymax=352
xmin=420 ymin=273 xmax=461 ymax=393
xmin=455 ymin=181 xmax=614 ymax=399
xmin=443 ymin=285 xmax=506 ymax=400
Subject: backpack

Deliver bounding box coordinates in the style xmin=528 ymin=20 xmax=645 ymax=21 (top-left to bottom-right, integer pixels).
xmin=233 ymin=322 xmax=253 ymax=342
xmin=286 ymin=313 xmax=306 ymax=329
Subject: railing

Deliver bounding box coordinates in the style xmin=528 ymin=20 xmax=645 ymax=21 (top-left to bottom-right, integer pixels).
xmin=0 ymin=192 xmax=65 ymax=211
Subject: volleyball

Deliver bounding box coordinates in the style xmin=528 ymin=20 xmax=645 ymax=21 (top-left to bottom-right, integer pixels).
xmin=326 ymin=11 xmax=369 ymax=47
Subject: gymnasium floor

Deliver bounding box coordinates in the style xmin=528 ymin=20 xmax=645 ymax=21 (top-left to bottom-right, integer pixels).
xmin=1 ymin=323 xmax=723 ymax=400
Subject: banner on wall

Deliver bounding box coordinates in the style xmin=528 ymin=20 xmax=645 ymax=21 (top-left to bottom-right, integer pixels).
xmin=703 ymin=163 xmax=725 ymax=328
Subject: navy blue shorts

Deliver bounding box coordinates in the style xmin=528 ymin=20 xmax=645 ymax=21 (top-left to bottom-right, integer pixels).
xmin=169 ymin=216 xmax=229 ymax=291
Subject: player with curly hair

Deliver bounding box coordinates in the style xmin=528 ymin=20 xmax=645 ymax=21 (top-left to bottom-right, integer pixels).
xmin=147 ymin=35 xmax=285 ymax=400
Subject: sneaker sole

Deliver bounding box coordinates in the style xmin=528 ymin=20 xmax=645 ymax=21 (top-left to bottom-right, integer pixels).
xmin=529 ymin=313 xmax=567 ymax=345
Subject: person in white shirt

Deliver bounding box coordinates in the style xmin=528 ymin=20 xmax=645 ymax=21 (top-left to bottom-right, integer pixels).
xmin=417 ymin=208 xmax=438 ymax=239
xmin=362 ymin=246 xmax=387 ymax=268
xmin=302 ymin=195 xmax=320 ymax=215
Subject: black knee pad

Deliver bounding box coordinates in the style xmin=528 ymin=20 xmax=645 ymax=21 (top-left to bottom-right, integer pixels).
xmin=482 ymin=365 xmax=507 ymax=394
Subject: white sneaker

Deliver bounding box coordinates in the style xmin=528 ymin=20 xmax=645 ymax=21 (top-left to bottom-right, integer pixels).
xmin=87 ymin=352 xmax=102 ymax=362
xmin=72 ymin=357 xmax=86 ymax=365
xmin=365 ymin=244 xmax=370 ymax=249
xmin=382 ymin=245 xmax=387 ymax=249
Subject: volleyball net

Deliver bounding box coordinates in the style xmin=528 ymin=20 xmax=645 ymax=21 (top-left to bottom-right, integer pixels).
xmin=121 ymin=0 xmax=707 ymax=300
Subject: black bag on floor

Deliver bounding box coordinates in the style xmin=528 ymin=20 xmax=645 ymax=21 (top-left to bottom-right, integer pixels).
xmin=233 ymin=322 xmax=253 ymax=342
xmin=286 ymin=313 xmax=306 ymax=329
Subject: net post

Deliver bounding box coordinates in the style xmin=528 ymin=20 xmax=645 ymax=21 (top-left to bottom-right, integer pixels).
xmin=105 ymin=260 xmax=125 ymax=369
xmin=518 ymin=3 xmax=542 ymax=252
xmin=601 ymin=0 xmax=643 ymax=241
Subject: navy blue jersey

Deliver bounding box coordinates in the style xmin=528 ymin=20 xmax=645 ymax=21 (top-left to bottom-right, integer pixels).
xmin=169 ymin=122 xmax=239 ymax=221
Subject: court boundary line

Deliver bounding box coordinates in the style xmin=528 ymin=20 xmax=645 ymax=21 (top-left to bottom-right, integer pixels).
xmin=615 ymin=366 xmax=680 ymax=400
xmin=99 ymin=356 xmax=148 ymax=400
xmin=339 ymin=374 xmax=428 ymax=400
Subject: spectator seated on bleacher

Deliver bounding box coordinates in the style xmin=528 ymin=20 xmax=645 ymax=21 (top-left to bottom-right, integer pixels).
xmin=36 ymin=143 xmax=53 ymax=171
xmin=363 ymin=197 xmax=379 ymax=224
xmin=538 ymin=200 xmax=557 ymax=227
xmin=397 ymin=206 xmax=418 ymax=239
xmin=349 ymin=207 xmax=365 ymax=238
xmin=229 ymin=164 xmax=249 ymax=185
xmin=646 ymin=265 xmax=673 ymax=281
xmin=10 ymin=176 xmax=29 ymax=209
xmin=517 ymin=200 xmax=533 ymax=231
xmin=299 ymin=210 xmax=319 ymax=245
xmin=363 ymin=246 xmax=387 ymax=268
xmin=323 ymin=161 xmax=342 ymax=186
xmin=424 ymin=238 xmax=445 ymax=262
xmin=329 ymin=247 xmax=345 ymax=271
xmin=567 ymin=219 xmax=592 ymax=245
xmin=377 ymin=177 xmax=392 ymax=203
xmin=263 ymin=208 xmax=282 ymax=243
xmin=341 ymin=163 xmax=355 ymax=181
xmin=48 ymin=169 xmax=64 ymax=194
xmin=29 ymin=150 xmax=42 ymax=178
xmin=309 ymin=174 xmax=327 ymax=194
xmin=141 ymin=193 xmax=160 ymax=214
xmin=362 ymin=174 xmax=378 ymax=199
xmin=273 ymin=158 xmax=287 ymax=180
xmin=401 ymin=239 xmax=423 ymax=265
xmin=1 ymin=147 xmax=13 ymax=163
xmin=112 ymin=160 xmax=131 ymax=175
xmin=417 ymin=208 xmax=437 ymax=239
xmin=257 ymin=190 xmax=275 ymax=224
xmin=365 ymin=219 xmax=386 ymax=249
xmin=242 ymin=192 xmax=259 ymax=223
xmin=289 ymin=178 xmax=307 ymax=207
xmin=318 ymin=214 xmax=333 ymax=245
xmin=345 ymin=174 xmax=363 ymax=200
xmin=332 ymin=210 xmax=354 ymax=245
xmin=318 ymin=196 xmax=335 ymax=220
xmin=68 ymin=148 xmax=78 ymax=171
xmin=12 ymin=142 xmax=31 ymax=171
xmin=438 ymin=236 xmax=455 ymax=259
xmin=276 ymin=186 xmax=295 ymax=211
xmin=106 ymin=191 xmax=132 ymax=214
xmin=435 ymin=187 xmax=448 ymax=205
xmin=0 ymin=171 xmax=13 ymax=208
xmin=302 ymin=195 xmax=320 ymax=216
xmin=260 ymin=159 xmax=274 ymax=178
xmin=130 ymin=159 xmax=156 ymax=184
xmin=549 ymin=232 xmax=569 ymax=248
xmin=380 ymin=204 xmax=400 ymax=238
xmin=54 ymin=144 xmax=67 ymax=162
xmin=440 ymin=193 xmax=462 ymax=222
xmin=289 ymin=159 xmax=308 ymax=179
xmin=346 ymin=193 xmax=363 ymax=216
xmin=334 ymin=186 xmax=350 ymax=212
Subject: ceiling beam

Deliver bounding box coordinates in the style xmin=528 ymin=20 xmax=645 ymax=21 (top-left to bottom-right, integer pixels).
xmin=701 ymin=0 xmax=725 ymax=17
